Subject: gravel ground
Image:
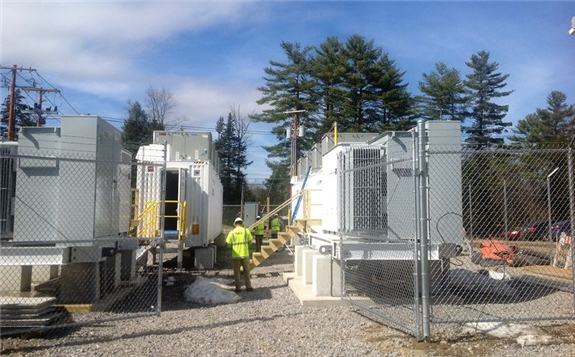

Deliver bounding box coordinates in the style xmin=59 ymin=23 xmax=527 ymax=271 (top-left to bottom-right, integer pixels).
xmin=2 ymin=246 xmax=575 ymax=357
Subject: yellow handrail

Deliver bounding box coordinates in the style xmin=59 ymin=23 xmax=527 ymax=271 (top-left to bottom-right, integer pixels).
xmin=247 ymin=191 xmax=303 ymax=232
xmin=137 ymin=200 xmax=160 ymax=238
xmin=179 ymin=201 xmax=187 ymax=240
xmin=137 ymin=200 xmax=187 ymax=240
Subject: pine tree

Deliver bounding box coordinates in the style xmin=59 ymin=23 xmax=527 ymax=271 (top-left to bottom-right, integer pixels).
xmin=215 ymin=112 xmax=253 ymax=204
xmin=340 ymin=35 xmax=382 ymax=131
xmin=0 ymin=89 xmax=35 ymax=140
xmin=508 ymin=91 xmax=575 ymax=226
xmin=464 ymin=51 xmax=513 ymax=144
xmin=251 ymin=41 xmax=319 ymax=202
xmin=339 ymin=35 xmax=413 ymax=132
xmin=311 ymin=36 xmax=347 ymax=134
xmin=419 ymin=62 xmax=468 ymax=121
xmin=510 ymin=91 xmax=575 ymax=145
xmin=122 ymin=101 xmax=157 ymax=157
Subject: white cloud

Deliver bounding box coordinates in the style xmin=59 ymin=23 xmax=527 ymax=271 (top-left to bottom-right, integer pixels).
xmin=1 ymin=2 xmax=251 ymax=83
xmin=170 ymin=77 xmax=265 ymax=124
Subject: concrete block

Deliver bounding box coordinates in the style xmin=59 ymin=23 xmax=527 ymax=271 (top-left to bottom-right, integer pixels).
xmin=195 ymin=246 xmax=215 ymax=269
xmin=312 ymin=255 xmax=341 ymax=297
xmin=294 ymin=246 xmax=305 ymax=276
xmin=32 ymin=265 xmax=59 ymax=283
xmin=21 ymin=266 xmax=32 ymax=292
xmin=302 ymin=249 xmax=320 ymax=284
xmin=102 ymin=254 xmax=121 ymax=294
xmin=120 ymin=250 xmax=136 ymax=282
xmin=0 ymin=266 xmax=22 ymax=292
xmin=59 ymin=262 xmax=100 ymax=304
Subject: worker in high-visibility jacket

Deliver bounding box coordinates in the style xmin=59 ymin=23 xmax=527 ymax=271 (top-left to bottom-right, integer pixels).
xmin=270 ymin=214 xmax=283 ymax=239
xmin=254 ymin=215 xmax=265 ymax=253
xmin=226 ymin=217 xmax=253 ymax=292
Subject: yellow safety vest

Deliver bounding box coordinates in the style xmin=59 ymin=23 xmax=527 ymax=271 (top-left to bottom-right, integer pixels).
xmin=255 ymin=222 xmax=265 ymax=236
xmin=226 ymin=227 xmax=252 ymax=259
xmin=271 ymin=218 xmax=281 ymax=232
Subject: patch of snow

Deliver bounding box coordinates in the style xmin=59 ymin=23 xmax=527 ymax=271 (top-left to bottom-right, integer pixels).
xmin=184 ymin=277 xmax=240 ymax=305
xmin=464 ymin=322 xmax=554 ymax=346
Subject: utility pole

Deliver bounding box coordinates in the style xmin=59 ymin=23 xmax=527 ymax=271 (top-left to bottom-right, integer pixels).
xmin=284 ymin=109 xmax=306 ymax=178
xmin=1 ymin=65 xmax=39 ymax=140
xmin=240 ymin=183 xmax=245 ymax=220
xmin=19 ymin=87 xmax=60 ymax=126
xmin=7 ymin=65 xmax=17 ymax=141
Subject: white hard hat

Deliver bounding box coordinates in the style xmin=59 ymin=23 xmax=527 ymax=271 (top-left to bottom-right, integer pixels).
xmin=257 ymin=215 xmax=261 ymax=219
xmin=234 ymin=217 xmax=243 ymax=224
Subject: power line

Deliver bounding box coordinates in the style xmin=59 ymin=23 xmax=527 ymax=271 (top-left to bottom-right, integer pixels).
xmin=36 ymin=71 xmax=80 ymax=115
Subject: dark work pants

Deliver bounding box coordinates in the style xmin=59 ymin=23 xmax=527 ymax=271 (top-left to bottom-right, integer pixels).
xmin=232 ymin=258 xmax=251 ymax=290
xmin=255 ymin=235 xmax=263 ymax=253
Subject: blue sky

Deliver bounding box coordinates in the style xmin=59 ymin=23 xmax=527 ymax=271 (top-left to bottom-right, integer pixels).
xmin=1 ymin=1 xmax=574 ymax=183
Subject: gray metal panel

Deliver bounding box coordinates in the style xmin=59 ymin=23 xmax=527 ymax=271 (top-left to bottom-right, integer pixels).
xmin=426 ymin=120 xmax=463 ymax=245
xmin=0 ymin=143 xmax=18 ymax=240
xmin=153 ymin=131 xmax=214 ymax=162
xmin=13 ymin=128 xmax=64 ymax=242
xmin=386 ymin=134 xmax=414 ymax=241
xmin=59 ymin=116 xmax=98 ymax=241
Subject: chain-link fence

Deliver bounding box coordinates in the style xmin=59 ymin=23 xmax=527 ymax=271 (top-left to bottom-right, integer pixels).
xmin=0 ymin=145 xmax=166 ymax=335
xmin=339 ymin=123 xmax=575 ymax=341
xmin=429 ymin=145 xmax=574 ymax=328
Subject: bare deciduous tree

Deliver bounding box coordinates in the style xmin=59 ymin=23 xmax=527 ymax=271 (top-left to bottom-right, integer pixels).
xmin=229 ymin=104 xmax=252 ymax=146
xmin=146 ymin=86 xmax=177 ymax=127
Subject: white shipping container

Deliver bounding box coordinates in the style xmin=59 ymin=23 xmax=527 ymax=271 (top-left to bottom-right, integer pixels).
xmin=135 ymin=144 xmax=223 ymax=247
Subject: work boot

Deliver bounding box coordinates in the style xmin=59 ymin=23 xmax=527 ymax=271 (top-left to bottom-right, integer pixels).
xmin=235 ymin=287 xmax=242 ymax=293
xmin=246 ymin=287 xmax=253 ymax=292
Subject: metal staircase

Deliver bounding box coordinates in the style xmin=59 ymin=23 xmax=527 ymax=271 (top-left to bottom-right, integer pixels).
xmin=251 ymin=220 xmax=307 ymax=268
xmin=247 ymin=188 xmax=321 ymax=269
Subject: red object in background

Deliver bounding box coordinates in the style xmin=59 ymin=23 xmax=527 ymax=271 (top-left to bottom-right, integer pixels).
xmin=480 ymin=240 xmax=517 ymax=265
xmin=508 ymin=229 xmax=521 ymax=240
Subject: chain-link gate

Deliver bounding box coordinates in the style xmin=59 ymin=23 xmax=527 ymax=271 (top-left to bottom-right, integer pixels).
xmin=338 ymin=131 xmax=422 ymax=337
xmin=338 ymin=120 xmax=575 ymax=341
xmin=0 ymin=142 xmax=167 ymax=335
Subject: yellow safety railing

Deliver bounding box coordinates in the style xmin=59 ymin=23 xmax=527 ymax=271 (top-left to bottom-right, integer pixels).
xmin=136 ymin=200 xmax=187 ymax=240
xmin=137 ymin=200 xmax=160 ymax=238
xmin=247 ymin=190 xmax=304 ymax=232
xmin=164 ymin=200 xmax=187 ymax=240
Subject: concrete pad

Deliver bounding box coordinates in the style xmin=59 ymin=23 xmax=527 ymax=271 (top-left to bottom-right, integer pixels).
xmin=283 ymin=272 xmax=297 ymax=283
xmin=285 ymin=275 xmax=345 ymax=307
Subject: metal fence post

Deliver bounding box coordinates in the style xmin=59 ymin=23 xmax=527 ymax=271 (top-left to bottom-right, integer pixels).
xmin=157 ymin=141 xmax=168 ymax=315
xmin=503 ymin=180 xmax=508 ymax=242
xmin=468 ymin=184 xmax=473 ymax=239
xmin=412 ymin=130 xmax=422 ymax=340
xmin=567 ymin=148 xmax=575 ymax=311
xmin=417 ymin=120 xmax=431 ymax=341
